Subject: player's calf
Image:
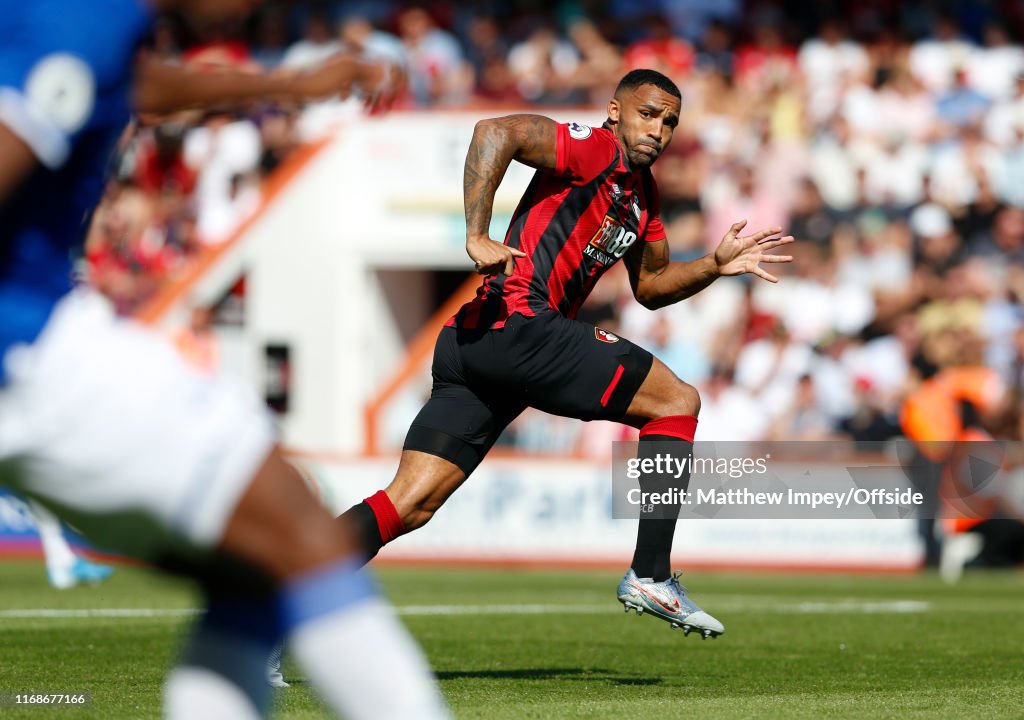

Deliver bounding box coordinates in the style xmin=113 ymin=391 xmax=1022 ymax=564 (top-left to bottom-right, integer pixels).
xmin=336 ymin=449 xmax=468 ymax=562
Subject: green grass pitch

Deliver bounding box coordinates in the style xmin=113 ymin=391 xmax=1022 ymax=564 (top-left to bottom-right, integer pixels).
xmin=0 ymin=560 xmax=1021 ymax=718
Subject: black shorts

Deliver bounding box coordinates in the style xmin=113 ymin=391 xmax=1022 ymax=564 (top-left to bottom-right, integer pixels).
xmin=404 ymin=311 xmax=654 ymax=475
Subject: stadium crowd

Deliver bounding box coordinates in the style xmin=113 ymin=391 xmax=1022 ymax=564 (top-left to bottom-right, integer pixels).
xmin=88 ymin=0 xmax=1024 ymax=456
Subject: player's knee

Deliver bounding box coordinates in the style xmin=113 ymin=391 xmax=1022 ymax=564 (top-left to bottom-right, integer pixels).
xmin=397 ymin=496 xmax=441 ymax=532
xmin=401 ymin=508 xmax=432 ymax=532
xmin=665 ymin=379 xmax=700 ymax=418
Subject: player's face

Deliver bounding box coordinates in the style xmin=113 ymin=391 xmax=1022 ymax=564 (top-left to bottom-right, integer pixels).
xmin=607 ymin=85 xmax=681 ymax=169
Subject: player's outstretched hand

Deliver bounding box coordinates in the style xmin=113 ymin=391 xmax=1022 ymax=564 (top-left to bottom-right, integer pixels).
xmin=290 ymin=55 xmax=404 ymax=110
xmin=713 ymin=220 xmax=794 ymax=283
xmin=362 ymin=61 xmax=407 ymax=114
xmin=467 ymin=236 xmax=527 ymax=276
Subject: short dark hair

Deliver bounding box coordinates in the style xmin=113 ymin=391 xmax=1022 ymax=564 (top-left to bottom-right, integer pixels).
xmin=615 ymin=69 xmax=681 ymax=99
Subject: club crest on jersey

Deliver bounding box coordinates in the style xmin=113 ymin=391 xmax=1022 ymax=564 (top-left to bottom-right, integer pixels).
xmin=567 ymin=121 xmax=592 ymax=140
xmin=595 ymin=328 xmax=619 ymax=343
xmin=587 ymin=214 xmax=638 ymax=262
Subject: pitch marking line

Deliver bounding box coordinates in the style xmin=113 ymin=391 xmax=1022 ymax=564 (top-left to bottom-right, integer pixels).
xmin=0 ymin=608 xmax=200 ymax=618
xmin=790 ymin=600 xmax=929 ymax=614
xmin=0 ymin=599 xmax=929 ymax=619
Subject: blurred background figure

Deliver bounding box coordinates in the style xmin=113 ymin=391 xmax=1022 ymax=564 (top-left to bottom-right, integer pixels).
xmin=27 ymin=500 xmax=114 ymax=590
xmin=282 ymin=9 xmax=342 ymax=69
xmin=397 ymin=6 xmax=466 ymax=106
xmin=173 ymin=305 xmax=221 ymax=375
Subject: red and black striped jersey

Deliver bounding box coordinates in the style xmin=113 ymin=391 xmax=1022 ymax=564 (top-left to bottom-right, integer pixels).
xmin=451 ymin=121 xmax=667 ymax=330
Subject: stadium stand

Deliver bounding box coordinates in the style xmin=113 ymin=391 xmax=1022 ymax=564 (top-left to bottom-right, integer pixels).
xmin=93 ymin=1 xmax=1024 ymax=455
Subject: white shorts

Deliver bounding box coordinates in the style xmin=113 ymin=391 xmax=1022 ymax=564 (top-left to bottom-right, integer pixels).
xmin=0 ymin=290 xmax=276 ymax=559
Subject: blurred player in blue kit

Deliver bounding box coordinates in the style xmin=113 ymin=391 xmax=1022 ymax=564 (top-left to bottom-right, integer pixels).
xmin=0 ymin=1 xmax=448 ymax=718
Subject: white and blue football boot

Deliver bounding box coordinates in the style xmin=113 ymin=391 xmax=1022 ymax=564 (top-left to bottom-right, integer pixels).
xmin=48 ymin=558 xmax=114 ymax=590
xmin=617 ymin=569 xmax=725 ymax=639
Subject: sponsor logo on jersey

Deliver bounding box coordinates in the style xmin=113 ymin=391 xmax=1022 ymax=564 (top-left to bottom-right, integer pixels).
xmin=567 ymin=121 xmax=592 ymax=140
xmin=588 ymin=214 xmax=638 ymax=261
xmin=595 ymin=327 xmax=619 ymax=343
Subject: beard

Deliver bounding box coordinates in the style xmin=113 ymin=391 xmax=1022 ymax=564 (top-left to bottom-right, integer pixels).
xmin=627 ymin=148 xmax=657 ymax=168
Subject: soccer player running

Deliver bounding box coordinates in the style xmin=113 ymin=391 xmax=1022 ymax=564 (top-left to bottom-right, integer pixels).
xmin=339 ymin=68 xmax=794 ymax=639
xmin=0 ymin=1 xmax=448 ymax=718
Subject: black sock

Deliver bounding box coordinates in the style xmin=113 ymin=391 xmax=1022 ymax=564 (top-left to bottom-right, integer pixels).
xmin=630 ymin=434 xmax=693 ymax=582
xmin=337 ymin=501 xmax=384 ymax=563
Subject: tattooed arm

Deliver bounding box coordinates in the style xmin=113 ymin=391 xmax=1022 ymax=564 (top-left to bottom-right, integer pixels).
xmin=464 ymin=114 xmax=557 ymax=276
xmin=624 ymin=221 xmax=795 ymax=310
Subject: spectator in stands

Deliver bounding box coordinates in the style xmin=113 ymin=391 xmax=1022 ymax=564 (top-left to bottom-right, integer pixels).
xmin=340 ymin=14 xmax=407 ymax=66
xmin=86 ymin=182 xmax=168 ymax=311
xmin=858 ymin=131 xmax=929 ymax=210
xmin=397 ymin=6 xmax=466 ymax=106
xmin=623 ymin=13 xmax=695 ymax=80
xmin=909 ymin=13 xmax=973 ymax=94
xmin=734 ymin=21 xmax=797 ymax=94
xmin=565 ymin=19 xmax=624 ymax=106
xmin=735 ymin=321 xmax=813 ymax=420
xmin=462 ymin=15 xmax=508 ymax=83
xmin=936 ymin=67 xmax=992 ymax=132
xmin=691 ymin=66 xmax=745 ymax=159
xmin=282 ymin=10 xmax=342 ymax=69
xmin=876 ymin=68 xmax=937 ymax=144
xmin=911 ymin=202 xmax=963 ymax=276
xmin=772 ymin=374 xmax=837 ymax=440
xmin=799 ymin=18 xmax=870 ymax=125
xmin=134 ymin=124 xmax=197 ymax=197
xmin=258 ymin=109 xmax=299 ymax=176
xmin=694 ymin=19 xmax=734 ymax=76
xmin=182 ymin=18 xmax=254 ymax=69
xmin=704 ymin=162 xmax=788 ymax=250
xmin=646 ymin=314 xmax=711 ymax=388
xmin=151 ymin=16 xmax=184 ymax=62
xmin=507 ymin=24 xmax=583 ymax=105
xmin=251 ymin=8 xmax=291 ymax=69
xmin=984 ymin=72 xmax=1024 ymax=147
xmin=996 ymin=123 xmax=1024 ymax=207
xmin=808 ymin=116 xmax=859 ymax=212
xmin=697 ymin=365 xmax=769 ymax=441
xmin=967 ymin=23 xmax=1024 ymax=102
xmin=184 ymin=110 xmax=263 ymax=244
xmin=837 ymin=376 xmax=901 ymax=444
xmin=658 ymin=0 xmax=741 ymax=45
xmin=788 ymin=178 xmax=836 ymax=246
xmin=930 ymin=124 xmax=1001 ymax=209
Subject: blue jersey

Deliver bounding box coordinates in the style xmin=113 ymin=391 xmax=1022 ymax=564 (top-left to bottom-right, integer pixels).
xmin=0 ymin=0 xmax=153 ymax=380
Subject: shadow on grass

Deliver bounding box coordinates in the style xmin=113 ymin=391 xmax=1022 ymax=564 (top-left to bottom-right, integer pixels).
xmin=282 ymin=668 xmax=665 ymax=687
xmin=436 ymin=667 xmax=663 ymax=687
